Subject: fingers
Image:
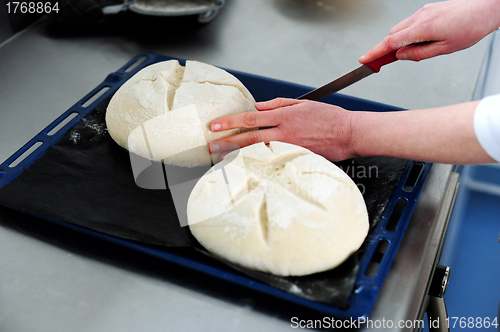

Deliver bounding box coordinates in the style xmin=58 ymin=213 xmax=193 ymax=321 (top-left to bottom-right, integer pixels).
xmin=207 ymin=141 xmax=240 ymax=162
xmin=362 ymin=3 xmax=426 ymax=62
xmin=208 ymin=97 xmax=304 ymax=158
xmin=210 ymin=97 xmax=308 ymax=133
xmin=359 ymin=34 xmax=400 ymax=64
xmin=389 ymin=20 xmax=412 ymax=36
xmin=397 ymin=41 xmax=446 ymax=61
xmin=207 ymin=141 xmax=240 ymax=154
xmin=255 ymin=97 xmax=304 ymax=111
xmin=210 ymin=98 xmax=302 ymax=134
xmin=359 ymin=39 xmax=394 ymax=64
xmin=218 ymin=150 xmax=233 ymax=161
xmin=210 ymin=107 xmax=284 ymax=132
xmin=359 ymin=29 xmax=424 ymax=64
xmin=388 ymin=11 xmax=419 ymax=35
xmin=209 ymin=127 xmax=284 ymax=153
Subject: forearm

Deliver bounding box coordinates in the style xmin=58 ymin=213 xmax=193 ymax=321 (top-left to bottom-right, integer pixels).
xmin=349 ymin=101 xmax=496 ymax=164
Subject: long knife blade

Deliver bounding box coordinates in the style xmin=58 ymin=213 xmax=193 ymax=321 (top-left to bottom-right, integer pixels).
xmin=297 ymin=51 xmax=399 ymax=101
xmin=298 ymin=65 xmax=375 ymax=101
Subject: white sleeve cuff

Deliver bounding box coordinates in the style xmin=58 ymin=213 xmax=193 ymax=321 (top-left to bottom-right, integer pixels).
xmin=474 ymin=94 xmax=500 ymax=163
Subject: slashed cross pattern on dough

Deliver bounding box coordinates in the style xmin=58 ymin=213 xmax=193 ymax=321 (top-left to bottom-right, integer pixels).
xmin=106 ymin=60 xmax=257 ymax=169
xmin=105 ymin=61 xmax=369 ymax=276
xmin=105 ymin=60 xmax=258 ymax=227
xmin=187 ymin=141 xmax=369 ymax=276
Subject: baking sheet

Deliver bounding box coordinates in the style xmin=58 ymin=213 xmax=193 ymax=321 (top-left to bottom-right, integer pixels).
xmin=0 ymin=95 xmax=407 ymax=307
xmin=0 ymin=53 xmax=430 ymax=318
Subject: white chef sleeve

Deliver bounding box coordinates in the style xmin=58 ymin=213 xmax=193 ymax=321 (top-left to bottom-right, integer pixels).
xmin=474 ymin=94 xmax=500 ymax=162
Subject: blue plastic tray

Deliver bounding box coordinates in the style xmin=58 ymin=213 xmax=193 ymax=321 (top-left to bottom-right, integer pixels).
xmin=0 ymin=53 xmax=432 ymax=319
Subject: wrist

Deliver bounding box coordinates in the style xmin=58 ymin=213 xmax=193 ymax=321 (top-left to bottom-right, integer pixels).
xmin=347 ymin=110 xmax=369 ymax=159
xmin=347 ymin=110 xmax=397 ymax=159
xmin=319 ymin=107 xmax=359 ymax=162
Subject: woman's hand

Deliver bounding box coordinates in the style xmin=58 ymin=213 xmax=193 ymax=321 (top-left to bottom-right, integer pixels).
xmin=360 ymin=0 xmax=500 ymax=63
xmin=209 ymin=98 xmax=355 ymax=162
xmin=209 ymin=98 xmax=495 ymax=165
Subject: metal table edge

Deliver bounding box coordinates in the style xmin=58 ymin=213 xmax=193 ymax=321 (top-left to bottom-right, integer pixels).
xmin=414 ymin=170 xmax=459 ymax=328
xmin=359 ymin=163 xmax=457 ymax=331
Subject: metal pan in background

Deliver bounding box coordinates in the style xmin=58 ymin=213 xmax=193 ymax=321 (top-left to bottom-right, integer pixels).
xmin=102 ymin=0 xmax=226 ymax=23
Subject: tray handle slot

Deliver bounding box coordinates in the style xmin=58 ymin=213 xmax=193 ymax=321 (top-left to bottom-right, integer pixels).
xmin=46 ymin=112 xmax=79 ymax=136
xmin=403 ymin=162 xmax=424 ymax=191
xmin=385 ymin=198 xmax=407 ymax=232
xmin=82 ymin=86 xmax=110 ymax=108
xmin=8 ymin=141 xmax=44 ymax=168
xmin=364 ymin=239 xmax=389 ymax=278
xmin=124 ymin=55 xmax=149 ymax=73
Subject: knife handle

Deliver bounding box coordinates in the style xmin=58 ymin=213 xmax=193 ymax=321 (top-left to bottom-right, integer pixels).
xmin=365 ymin=51 xmax=398 ymax=73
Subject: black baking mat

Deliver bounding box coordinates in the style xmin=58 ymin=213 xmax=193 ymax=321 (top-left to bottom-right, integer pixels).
xmin=0 ymin=96 xmax=406 ymax=307
xmin=0 ymin=101 xmax=196 ymax=247
xmin=0 ymin=53 xmax=430 ymax=318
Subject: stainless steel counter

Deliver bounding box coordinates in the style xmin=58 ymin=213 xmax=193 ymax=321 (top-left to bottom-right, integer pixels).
xmin=0 ymin=1 xmax=490 ymax=331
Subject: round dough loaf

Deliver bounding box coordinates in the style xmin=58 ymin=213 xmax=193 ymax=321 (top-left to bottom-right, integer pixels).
xmin=187 ymin=141 xmax=369 ymax=276
xmin=106 ymin=60 xmax=256 ymax=167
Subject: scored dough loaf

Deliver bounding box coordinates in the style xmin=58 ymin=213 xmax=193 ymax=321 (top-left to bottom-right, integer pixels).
xmin=187 ymin=141 xmax=369 ymax=276
xmin=105 ymin=60 xmax=256 ymax=167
